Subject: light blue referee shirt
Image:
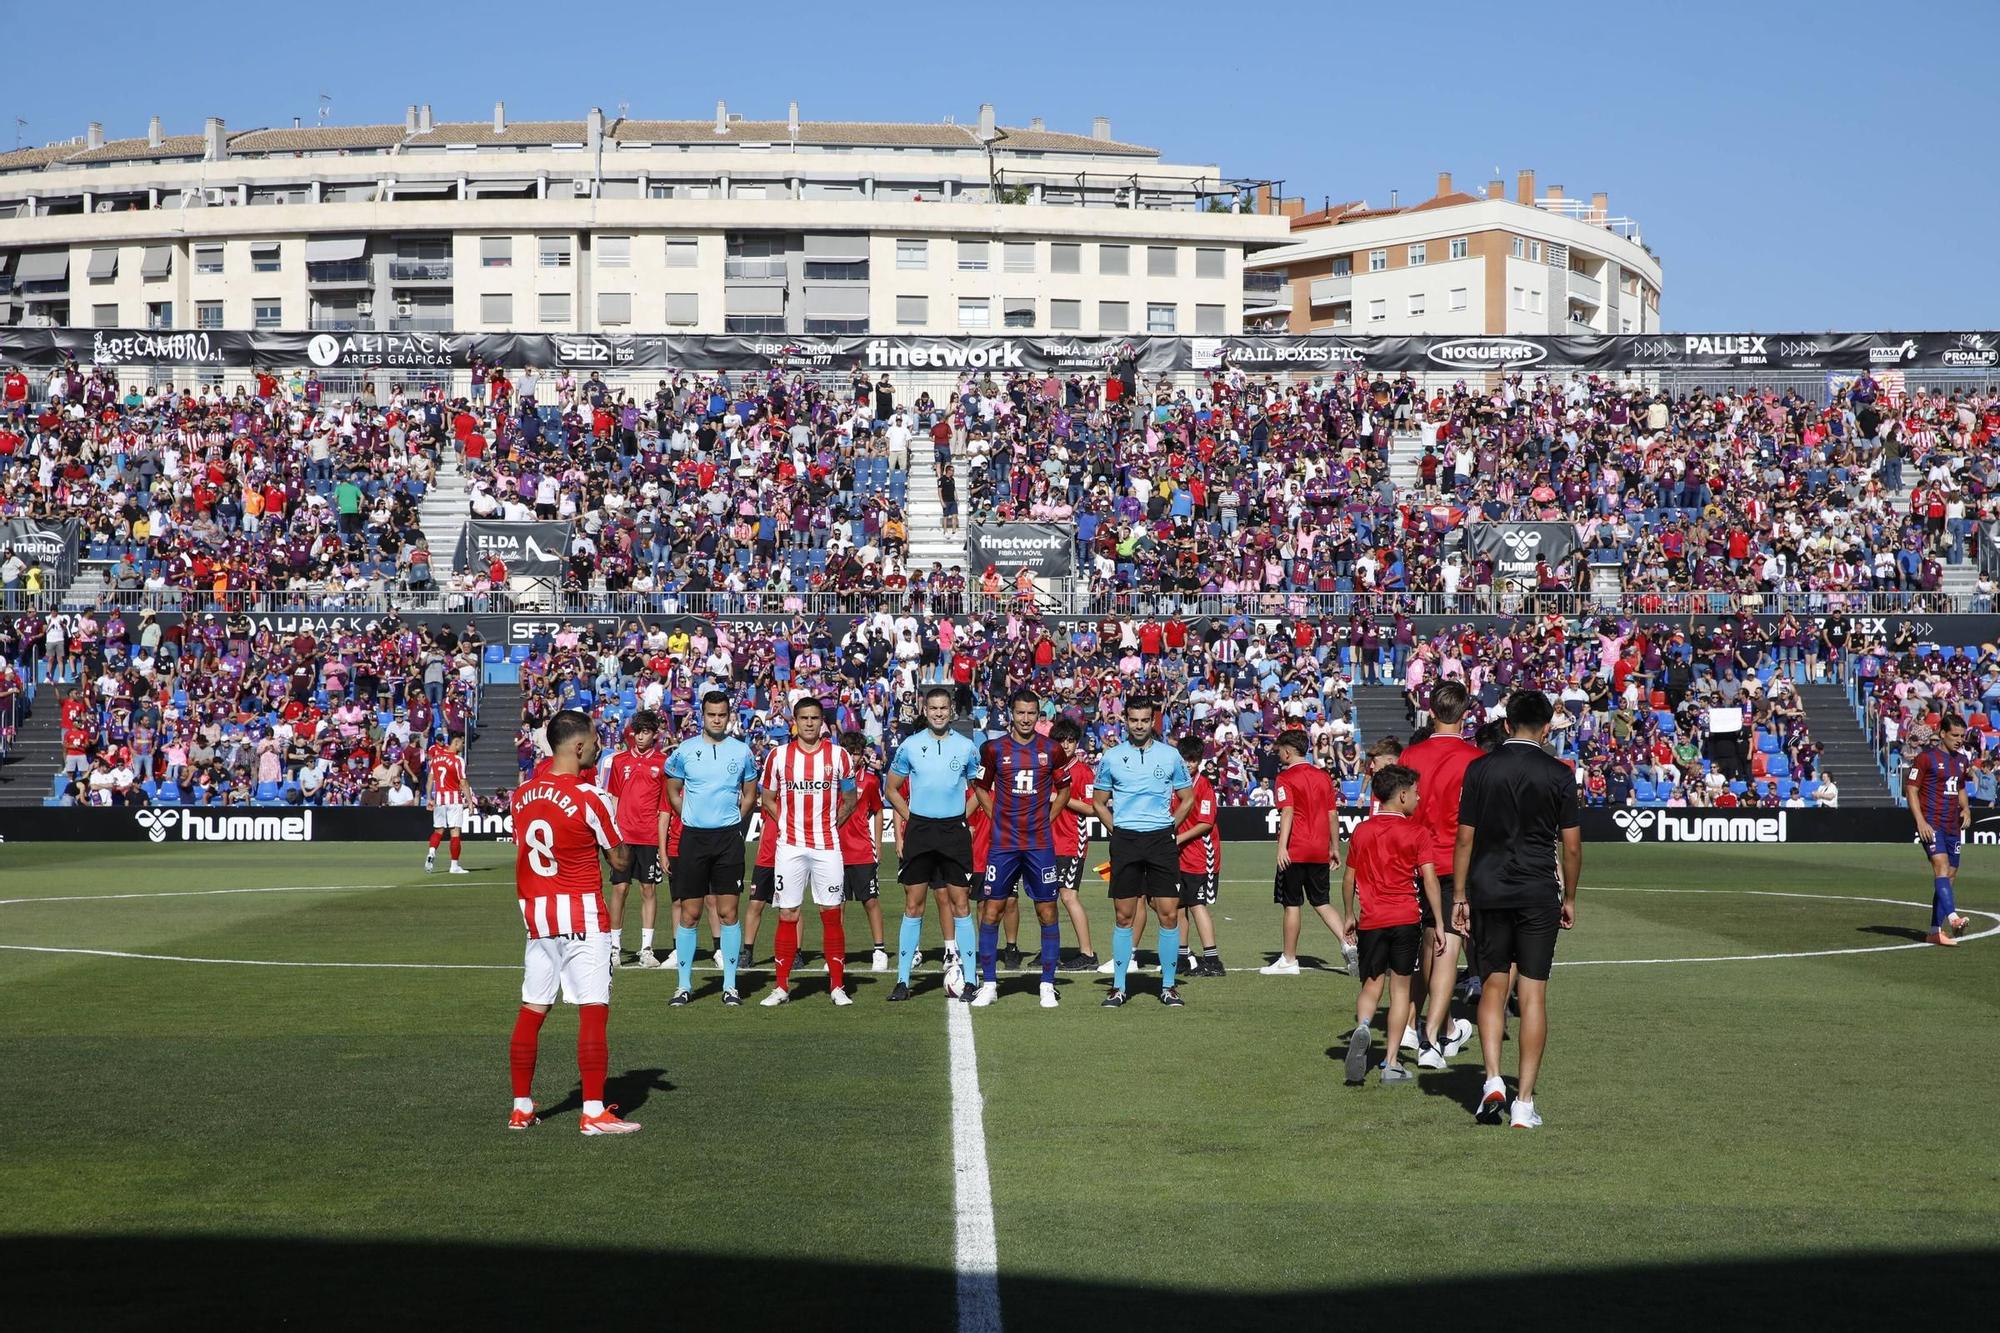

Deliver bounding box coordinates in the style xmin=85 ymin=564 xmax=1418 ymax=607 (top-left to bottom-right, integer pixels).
xmin=889 ymin=728 xmax=984 ymax=819
xmin=664 ymin=735 xmax=757 ymax=829
xmin=1094 ymin=740 xmax=1192 ymax=832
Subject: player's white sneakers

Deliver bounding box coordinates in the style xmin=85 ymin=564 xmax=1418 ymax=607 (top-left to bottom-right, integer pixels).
xmin=636 ymin=948 xmax=661 ymax=970
xmin=1096 ymin=957 xmax=1118 ymax=974
xmin=871 ymin=948 xmax=890 ymax=973
xmin=423 ymin=852 xmax=435 ymax=874
xmin=1401 ymin=1025 xmax=1421 ymax=1053
xmin=1510 ymin=1100 xmax=1543 ymax=1130
xmin=449 ymin=863 xmax=469 ymax=875
xmin=1417 ymin=1045 xmax=1448 ymax=1070
xmin=1039 ymin=982 xmax=1059 ymax=1009
xmin=1442 ymin=1018 xmax=1475 ymax=1057
xmin=1258 ymin=957 xmax=1302 ymax=975
xmin=661 ymin=949 xmax=680 ymax=970
xmin=943 ymin=959 xmax=965 ymax=998
xmin=829 ymin=986 xmax=853 ymax=1007
xmin=970 ymin=982 xmax=998 ymax=1007
xmin=712 ymin=949 xmax=726 ymax=967
xmin=1341 ymin=941 xmax=1361 ymax=975
xmin=760 ymin=988 xmax=791 ymax=1007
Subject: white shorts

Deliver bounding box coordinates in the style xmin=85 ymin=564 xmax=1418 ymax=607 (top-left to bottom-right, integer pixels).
xmin=432 ymin=803 xmax=465 ymax=831
xmin=773 ymin=844 xmax=844 ymax=909
xmin=521 ymin=931 xmax=612 ymax=1006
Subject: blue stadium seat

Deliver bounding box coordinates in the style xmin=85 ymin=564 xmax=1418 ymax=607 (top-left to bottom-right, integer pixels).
xmin=483 ymin=644 xmax=505 ymax=664
xmin=157 ymin=781 xmax=182 ymax=803
xmin=1633 ymin=777 xmax=1656 ymax=803
xmin=509 ymin=645 xmax=532 ymax=664
xmin=1728 ymin=780 xmax=1748 ymax=796
xmin=1339 ymin=777 xmax=1364 ymax=804
xmin=49 ymin=772 xmax=68 ymax=799
xmin=254 ymin=782 xmax=281 ymax=803
xmin=1800 ymin=779 xmax=1820 ymax=801
xmin=1767 ymin=754 xmax=1790 ymax=778
xmin=1777 ymin=778 xmax=1795 ymax=800
xmin=1757 ymin=732 xmax=1781 ymax=754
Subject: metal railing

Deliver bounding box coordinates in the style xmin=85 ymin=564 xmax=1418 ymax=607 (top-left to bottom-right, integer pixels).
xmin=309 ymin=318 xmax=367 ymax=332
xmin=305 ymin=260 xmax=371 ymax=284
xmin=723 ymin=258 xmax=786 ymax=279
xmin=388 ymin=260 xmax=453 ymax=281
xmin=389 ymin=317 xmax=454 ymax=332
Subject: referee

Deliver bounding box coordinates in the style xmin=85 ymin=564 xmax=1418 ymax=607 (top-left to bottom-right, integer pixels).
xmin=1090 ymin=697 xmax=1195 ymax=1009
xmin=1450 ymin=690 xmax=1580 ymax=1130
xmin=662 ymin=691 xmax=759 ymax=1007
xmin=883 ymin=686 xmax=985 ymax=1003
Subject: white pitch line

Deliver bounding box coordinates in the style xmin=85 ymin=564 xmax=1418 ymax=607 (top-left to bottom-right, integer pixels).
xmin=0 ymin=883 xmax=400 ymax=908
xmin=946 ymin=998 xmax=1002 ymax=1333
xmin=0 ymin=944 xmax=516 ymax=970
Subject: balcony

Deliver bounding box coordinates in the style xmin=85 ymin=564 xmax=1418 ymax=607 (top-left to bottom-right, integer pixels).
xmin=310 ymin=318 xmax=367 ymax=332
xmin=1309 ymin=275 xmax=1352 ymax=306
xmin=1565 ymin=270 xmax=1603 ymax=305
xmin=723 ymin=257 xmax=786 ymax=279
xmin=389 ymin=259 xmax=453 ymax=282
xmin=306 ymin=260 xmax=371 ymax=285
xmin=390 ymin=316 xmax=454 ymax=332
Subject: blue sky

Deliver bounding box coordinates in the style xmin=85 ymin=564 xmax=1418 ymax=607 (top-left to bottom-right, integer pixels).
xmin=12 ymin=0 xmax=1995 ymax=331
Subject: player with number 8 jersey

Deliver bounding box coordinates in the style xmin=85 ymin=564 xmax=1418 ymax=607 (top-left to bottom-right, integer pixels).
xmin=506 ymin=709 xmax=640 ymax=1135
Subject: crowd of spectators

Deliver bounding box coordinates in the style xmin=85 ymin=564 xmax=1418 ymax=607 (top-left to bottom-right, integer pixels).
xmin=1855 ymin=625 xmax=2000 ymax=804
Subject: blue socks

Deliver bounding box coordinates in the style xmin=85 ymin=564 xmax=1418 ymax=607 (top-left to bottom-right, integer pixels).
xmin=721 ymin=922 xmax=742 ymax=993
xmin=675 ymin=924 xmax=698 ymax=992
xmin=1159 ymin=927 xmax=1180 ymax=988
xmin=955 ymin=912 xmax=977 ymax=969
xmin=1112 ymin=925 xmax=1133 ymax=992
xmin=898 ymin=914 xmax=923 ymax=985
xmin=1040 ymin=922 xmax=1060 ymax=985
xmin=1934 ymin=876 xmax=1957 ymax=930
xmin=979 ymin=920 xmax=1000 ymax=984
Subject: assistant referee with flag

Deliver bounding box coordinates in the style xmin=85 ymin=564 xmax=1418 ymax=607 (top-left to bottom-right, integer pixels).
xmin=1450 ymin=690 xmax=1580 ymax=1130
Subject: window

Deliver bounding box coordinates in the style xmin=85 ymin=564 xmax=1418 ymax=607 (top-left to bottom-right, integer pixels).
xmin=1194 ymin=303 xmax=1224 ymax=334
xmin=957 ymin=240 xmax=989 ymax=272
xmin=1051 ymin=242 xmax=1080 ymax=275
xmin=92 ymin=303 xmax=118 ymax=329
xmin=1529 ymin=289 xmax=1544 ymax=314
xmin=1407 ymin=242 xmax=1427 ymax=267
xmin=1512 ymin=237 xmax=1526 ymax=258
xmin=1331 ymin=303 xmax=1352 ymax=327
xmin=196 ymin=301 xmax=224 ymax=329
xmin=597 ymin=235 xmax=631 ymax=268
xmin=896 ymin=238 xmax=928 ymax=270
xmin=1146 ymin=246 xmax=1177 ymax=277
xmin=254 ymin=299 xmax=282 ymax=329
xmin=194 ymin=245 xmax=224 ymax=275
xmin=480 ymin=236 xmax=512 ymax=268
xmin=1407 ymin=294 xmax=1425 ymax=317
xmin=538 ymin=291 xmax=572 ymax=324
xmin=1365 ymin=249 xmax=1386 ymax=273
xmin=1050 ymin=299 xmax=1081 ymax=330
xmin=1098 ymin=301 xmax=1129 ymax=333
xmin=598 ymin=292 xmax=631 ymax=325
xmin=146 ymin=301 xmax=172 ymax=329
xmin=724 ymin=315 xmax=784 ymax=333
xmin=1367 ymin=299 xmax=1386 ymax=323
xmin=1003 ymin=241 xmax=1035 ymax=274
xmin=957 ymin=297 xmax=990 ymax=329
xmin=664 ymin=237 xmax=698 ymax=268
xmin=734 ymin=183 xmax=767 ymax=200
xmin=1145 ymin=302 xmax=1176 ymax=334
xmin=480 ymin=293 xmax=513 ymax=325
xmin=1448 ymin=287 xmax=1468 ymax=311
xmin=1195 ymin=247 xmax=1225 ymax=279
xmin=1332 ymin=255 xmax=1352 ymax=278
xmin=896 ymin=295 xmax=928 ymax=327
xmin=537 ymin=236 xmax=573 ymax=268
xmin=1621 ymin=317 xmax=1634 ymax=333
xmin=1512 ymin=286 xmax=1525 ymax=311
xmin=1099 ymin=244 xmax=1129 ymax=276
xmin=664 ymin=293 xmax=699 ymax=326
xmin=251 ymin=243 xmax=281 ymax=273
xmin=1003 ymin=297 xmax=1034 ymax=329
xmin=1449 ymin=236 xmax=1469 ymax=261
xmin=1529 ymin=241 xmax=1542 ymax=262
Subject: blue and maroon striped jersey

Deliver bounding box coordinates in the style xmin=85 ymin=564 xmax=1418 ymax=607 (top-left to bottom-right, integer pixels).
xmin=1910 ymin=746 xmax=1970 ymax=834
xmin=981 ymin=733 xmax=1061 ymax=851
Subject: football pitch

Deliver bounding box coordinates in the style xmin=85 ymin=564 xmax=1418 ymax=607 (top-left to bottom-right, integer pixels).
xmin=2 ymin=840 xmax=1996 ymax=1329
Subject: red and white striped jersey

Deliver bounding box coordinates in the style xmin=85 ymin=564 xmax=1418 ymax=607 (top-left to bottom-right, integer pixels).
xmin=510 ymin=772 xmax=619 ymax=938
xmin=760 ymin=740 xmax=855 ymax=852
xmin=427 ymin=746 xmax=467 ymax=807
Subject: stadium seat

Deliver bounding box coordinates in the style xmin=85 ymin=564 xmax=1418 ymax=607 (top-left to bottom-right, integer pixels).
xmin=1729 ymin=780 xmax=1748 ymax=796
xmin=1757 ymin=732 xmax=1780 ymax=754
xmin=1339 ymin=777 xmax=1364 ymax=804
xmin=157 ymin=781 xmax=182 ymax=803
xmin=254 ymin=782 xmax=282 ymax=803
xmin=1633 ymin=776 xmax=1656 ymax=803
xmin=1800 ymin=779 xmax=1820 ymax=801
xmin=1767 ymin=754 xmax=1791 ymax=778
xmin=49 ymin=773 xmax=68 ymax=799
xmin=1777 ymin=778 xmax=1795 ymax=799
xmin=483 ymin=644 xmax=505 ymax=664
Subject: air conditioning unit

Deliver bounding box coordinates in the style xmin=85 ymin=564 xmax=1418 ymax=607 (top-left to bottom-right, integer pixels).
xmin=94 ymin=200 xmax=115 ymax=213
xmin=570 ymin=180 xmax=590 ymax=198
xmin=356 ymin=300 xmax=373 ymax=316
xmin=203 ymin=187 xmax=230 ymax=207
xmin=395 ymin=301 xmax=414 ymax=318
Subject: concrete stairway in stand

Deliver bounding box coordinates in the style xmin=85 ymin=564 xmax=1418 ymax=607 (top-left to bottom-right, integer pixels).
xmin=902 ymin=450 xmax=966 ymax=572
xmin=419 ymin=451 xmax=473 ymax=571
xmin=465 ymin=683 xmax=522 ymax=802
xmin=1352 ymin=685 xmax=1412 ymax=749
xmin=1796 ymin=683 xmax=1897 ymax=806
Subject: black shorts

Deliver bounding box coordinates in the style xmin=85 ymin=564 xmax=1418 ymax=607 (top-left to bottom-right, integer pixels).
xmin=1056 ymin=851 xmax=1089 ymax=894
xmin=749 ymin=864 xmax=776 ymax=904
xmin=1273 ymin=861 xmax=1332 ymax=908
xmin=1418 ymin=872 xmax=1457 ymax=931
xmin=1358 ymin=923 xmax=1420 ymax=980
xmin=899 ymin=814 xmax=973 ymax=889
xmin=1109 ymin=828 xmax=1179 ymax=900
xmin=1178 ymin=867 xmax=1218 ymax=908
xmin=611 ymin=843 xmax=663 ymax=887
xmin=672 ymin=824 xmax=745 ymax=902
xmin=843 ymin=862 xmax=880 ymax=903
xmin=1471 ymin=899 xmax=1562 ymax=982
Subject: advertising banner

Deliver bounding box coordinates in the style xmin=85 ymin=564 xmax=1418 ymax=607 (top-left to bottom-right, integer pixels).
xmin=967 ymin=522 xmax=1075 ymax=577
xmin=0 ymin=515 xmax=80 ymax=579
xmin=453 ymin=521 xmax=571 ymax=577
xmin=1462 ymin=523 xmax=1580 ymax=582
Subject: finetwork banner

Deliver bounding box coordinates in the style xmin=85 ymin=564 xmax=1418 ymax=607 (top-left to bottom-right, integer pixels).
xmin=7 ymin=329 xmax=2000 ymax=373
xmin=453 ymin=520 xmax=571 ymax=577
xmin=967 ymin=522 xmax=1075 ymax=577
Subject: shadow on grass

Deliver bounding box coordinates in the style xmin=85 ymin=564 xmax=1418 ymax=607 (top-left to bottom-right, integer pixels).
xmin=1857 ymin=925 xmax=1930 ymax=942
xmin=541 ymin=1067 xmax=674 ymax=1120
xmin=2 ymin=1236 xmax=1990 ymax=1329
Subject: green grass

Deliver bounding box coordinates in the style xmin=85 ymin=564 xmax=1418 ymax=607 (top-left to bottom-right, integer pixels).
xmin=2 ymin=841 xmax=1996 ymax=1328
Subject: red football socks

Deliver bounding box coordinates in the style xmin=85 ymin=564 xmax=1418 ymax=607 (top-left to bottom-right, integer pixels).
xmin=449 ymin=834 xmax=462 ymax=860
xmin=509 ymin=1006 xmax=546 ymax=1098
xmin=819 ymin=908 xmax=846 ymax=990
xmin=428 ymin=831 xmax=443 ymax=851
xmin=774 ymin=918 xmax=799 ymax=991
xmin=576 ymin=1003 xmax=608 ymax=1105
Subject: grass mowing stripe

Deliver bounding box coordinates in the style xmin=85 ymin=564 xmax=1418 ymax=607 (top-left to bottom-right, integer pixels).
xmin=949 ymin=999 xmax=1002 ymax=1333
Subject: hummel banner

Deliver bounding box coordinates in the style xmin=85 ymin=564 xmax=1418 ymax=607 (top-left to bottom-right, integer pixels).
xmin=1462 ymin=523 xmax=1580 ymax=582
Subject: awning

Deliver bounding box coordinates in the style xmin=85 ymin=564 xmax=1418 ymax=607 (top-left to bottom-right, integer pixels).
xmin=802 ymin=233 xmax=869 ymax=261
xmin=141 ymin=245 xmax=172 ymax=278
xmin=803 ymin=284 xmax=868 ymax=317
xmin=86 ymin=249 xmax=118 ymax=279
xmin=391 ymin=181 xmax=455 ymax=198
xmin=724 ymin=286 xmax=784 ymax=316
xmin=303 ymin=236 xmax=366 ymax=262
xmin=14 ymin=251 xmax=70 ymax=283
xmin=250 ymin=241 xmax=280 ymax=256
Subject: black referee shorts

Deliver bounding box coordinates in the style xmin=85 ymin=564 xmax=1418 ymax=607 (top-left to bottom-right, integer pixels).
xmin=672 ymin=824 xmax=744 ymax=902
xmin=1471 ymin=899 xmax=1562 ymax=982
xmin=900 ymin=814 xmax=973 ymax=889
xmin=1109 ymin=828 xmax=1179 ymax=900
